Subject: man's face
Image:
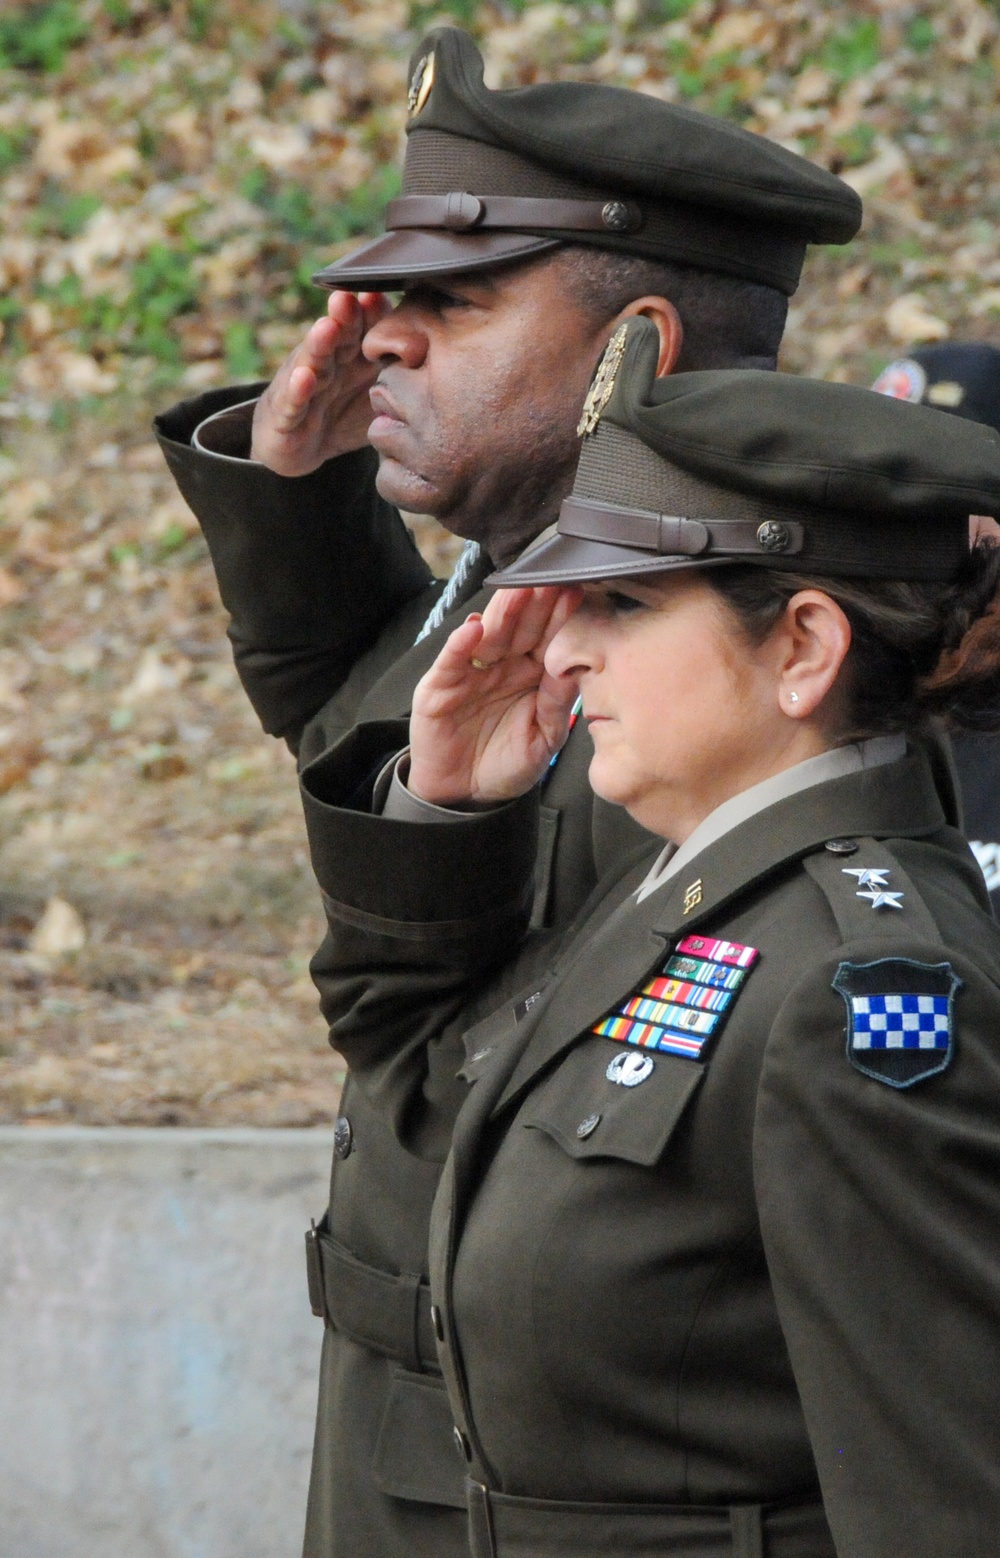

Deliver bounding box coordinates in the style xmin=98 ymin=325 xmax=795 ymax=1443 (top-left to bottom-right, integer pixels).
xmin=361 ymin=254 xmax=615 ymax=565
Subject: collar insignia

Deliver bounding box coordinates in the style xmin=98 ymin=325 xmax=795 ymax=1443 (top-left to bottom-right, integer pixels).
xmin=834 ymin=958 xmax=960 ymax=1088
xmin=594 ymin=933 xmax=759 ymax=1062
xmin=577 ymin=322 xmax=628 ymax=437
xmin=407 ymin=50 xmax=435 ymax=118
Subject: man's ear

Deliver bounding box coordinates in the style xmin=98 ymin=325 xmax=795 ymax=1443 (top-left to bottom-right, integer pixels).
xmin=615 ymin=296 xmax=683 ymax=376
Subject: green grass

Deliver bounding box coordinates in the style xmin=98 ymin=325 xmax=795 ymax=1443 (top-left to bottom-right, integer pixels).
xmin=820 ymin=18 xmax=881 ymax=81
xmin=0 ymin=0 xmax=89 ymax=72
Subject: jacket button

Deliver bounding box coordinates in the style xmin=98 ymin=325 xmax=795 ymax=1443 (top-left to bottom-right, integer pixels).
xmin=576 ymin=1113 xmax=601 ymax=1139
xmin=333 ymin=1116 xmax=353 ymax=1159
xmin=453 ymin=1426 xmax=472 ymax=1462
xmin=430 ymin=1303 xmax=445 ymax=1342
xmin=825 ymin=838 xmax=859 ymax=855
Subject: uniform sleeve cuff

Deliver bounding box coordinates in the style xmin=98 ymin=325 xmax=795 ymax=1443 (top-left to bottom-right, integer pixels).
xmin=377 ymin=750 xmax=506 ymax=823
xmin=192 ymin=398 xmax=260 ymax=461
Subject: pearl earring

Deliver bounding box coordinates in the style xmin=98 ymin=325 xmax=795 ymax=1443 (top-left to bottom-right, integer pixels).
xmin=788 ymin=691 xmax=800 ymax=705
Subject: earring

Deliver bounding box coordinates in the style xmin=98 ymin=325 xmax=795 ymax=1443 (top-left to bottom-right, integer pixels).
xmin=788 ymin=691 xmax=800 ymax=705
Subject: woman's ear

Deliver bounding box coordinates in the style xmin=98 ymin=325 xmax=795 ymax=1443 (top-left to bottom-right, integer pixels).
xmin=615 ymin=296 xmax=683 ymax=376
xmin=777 ymin=590 xmax=853 ymax=724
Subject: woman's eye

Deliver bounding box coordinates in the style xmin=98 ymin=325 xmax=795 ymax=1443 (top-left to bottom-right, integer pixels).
xmin=604 ymin=590 xmax=646 ymax=615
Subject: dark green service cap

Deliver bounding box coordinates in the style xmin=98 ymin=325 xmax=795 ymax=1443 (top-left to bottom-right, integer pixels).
xmin=491 ymin=317 xmax=1000 ymax=589
xmin=314 ymin=27 xmax=861 ymax=298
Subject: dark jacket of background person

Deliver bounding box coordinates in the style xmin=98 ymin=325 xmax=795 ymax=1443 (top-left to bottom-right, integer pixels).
xmin=873 ymin=340 xmax=1000 ymax=915
xmin=297 ymin=720 xmax=1000 ymax=1558
xmin=154 ymin=388 xmax=654 ymax=1554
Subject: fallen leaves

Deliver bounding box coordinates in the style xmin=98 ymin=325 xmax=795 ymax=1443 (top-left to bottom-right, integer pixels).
xmin=28 ymin=895 xmax=86 ymax=960
xmin=885 ymin=292 xmax=951 ymax=344
xmin=1 ymin=0 xmax=1000 ymax=1126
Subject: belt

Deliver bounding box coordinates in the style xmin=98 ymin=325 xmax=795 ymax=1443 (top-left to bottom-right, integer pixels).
xmin=466 ymin=1481 xmax=835 ymax=1558
xmin=305 ymin=1217 xmax=441 ymax=1374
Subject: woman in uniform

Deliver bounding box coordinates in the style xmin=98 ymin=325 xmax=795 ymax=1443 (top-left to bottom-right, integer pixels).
xmin=300 ymin=319 xmax=1000 ymax=1558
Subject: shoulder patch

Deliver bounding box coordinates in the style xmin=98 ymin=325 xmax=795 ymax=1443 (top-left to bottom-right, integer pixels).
xmin=833 ymin=957 xmax=961 ymax=1088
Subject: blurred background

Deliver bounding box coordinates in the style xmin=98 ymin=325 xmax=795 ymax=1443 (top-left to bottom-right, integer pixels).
xmin=1 ymin=0 xmax=999 ymax=1128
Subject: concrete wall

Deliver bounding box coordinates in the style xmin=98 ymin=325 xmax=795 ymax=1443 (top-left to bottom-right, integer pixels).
xmin=0 ymin=1127 xmax=332 ymax=1558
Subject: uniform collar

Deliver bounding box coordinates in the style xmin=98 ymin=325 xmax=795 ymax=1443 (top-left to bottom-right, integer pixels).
xmin=486 ymin=744 xmax=944 ymax=1119
xmin=636 ymin=734 xmax=906 ymax=903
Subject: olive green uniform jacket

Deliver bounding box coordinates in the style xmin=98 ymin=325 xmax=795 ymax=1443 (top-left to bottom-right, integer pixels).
xmin=153 ymin=389 xmax=654 ymax=1558
xmin=301 ymin=729 xmax=1000 ymax=1558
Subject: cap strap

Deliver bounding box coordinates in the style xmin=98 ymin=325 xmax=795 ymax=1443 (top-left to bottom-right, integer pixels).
xmin=386 ymin=193 xmax=643 ymax=236
xmin=559 ymin=496 xmax=804 ymax=558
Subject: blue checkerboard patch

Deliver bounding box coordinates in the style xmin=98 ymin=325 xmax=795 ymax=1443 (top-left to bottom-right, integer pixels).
xmin=833 ymin=958 xmax=960 ymax=1088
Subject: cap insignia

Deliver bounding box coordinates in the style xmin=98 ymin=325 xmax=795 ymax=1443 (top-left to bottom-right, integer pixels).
xmin=871 ymin=358 xmax=926 ymax=404
xmin=407 ymin=50 xmax=435 ymax=118
xmin=577 ymin=322 xmax=628 ymax=437
xmin=927 ymin=380 xmax=965 ymax=409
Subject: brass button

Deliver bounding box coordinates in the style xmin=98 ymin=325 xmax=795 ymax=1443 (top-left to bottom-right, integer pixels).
xmin=576 ymin=1113 xmax=601 ymax=1139
xmin=430 ymin=1303 xmax=445 ymax=1342
xmin=453 ymin=1426 xmax=472 ymax=1462
xmin=333 ymin=1116 xmax=353 ymax=1160
xmin=825 ymin=838 xmax=859 ymax=856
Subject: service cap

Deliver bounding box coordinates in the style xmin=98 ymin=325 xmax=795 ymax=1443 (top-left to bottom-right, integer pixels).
xmin=314 ymin=27 xmax=862 ymax=298
xmin=491 ymin=318 xmax=1000 ymax=589
xmin=873 ymin=342 xmax=1000 ymax=437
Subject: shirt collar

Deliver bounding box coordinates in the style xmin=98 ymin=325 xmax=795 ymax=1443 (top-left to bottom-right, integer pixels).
xmin=635 ymin=734 xmax=907 ymax=903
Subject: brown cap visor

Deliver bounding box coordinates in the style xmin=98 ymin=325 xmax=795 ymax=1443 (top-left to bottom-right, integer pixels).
xmin=489 ymin=529 xmax=732 ymax=588
xmin=490 ymin=498 xmax=806 ymax=587
xmin=313 ymin=227 xmax=561 ymax=291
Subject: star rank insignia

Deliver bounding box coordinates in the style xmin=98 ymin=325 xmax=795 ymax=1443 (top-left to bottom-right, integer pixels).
xmin=407 ymin=50 xmax=435 ymax=118
xmin=577 ymin=322 xmax=628 ymax=436
xmin=843 ymin=866 xmax=904 ymax=910
xmin=833 ymin=957 xmax=960 ymax=1088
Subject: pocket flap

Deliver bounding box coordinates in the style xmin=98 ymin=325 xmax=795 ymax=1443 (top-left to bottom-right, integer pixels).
xmin=372 ymin=1369 xmax=467 ymax=1509
xmin=520 ymin=1035 xmax=703 ymax=1166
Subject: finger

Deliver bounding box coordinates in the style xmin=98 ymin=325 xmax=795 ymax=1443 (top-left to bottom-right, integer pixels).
xmin=495 ymin=586 xmax=569 ymax=660
xmin=286 ymin=363 xmax=318 ymax=408
xmin=358 ymin=291 xmax=392 ymax=333
xmin=535 ymin=586 xmax=584 ymax=655
xmin=422 ymin=615 xmax=486 ymax=685
xmin=535 ymin=666 xmax=580 ymax=750
xmin=474 ymin=588 xmax=537 ymax=660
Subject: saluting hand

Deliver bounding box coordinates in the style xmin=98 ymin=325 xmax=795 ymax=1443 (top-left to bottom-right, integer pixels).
xmin=250 ymin=290 xmax=390 ymax=475
xmin=408 ymin=586 xmax=583 ymax=807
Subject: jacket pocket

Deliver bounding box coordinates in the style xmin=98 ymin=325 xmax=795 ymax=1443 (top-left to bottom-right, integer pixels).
xmin=520 ymin=1034 xmax=704 ymax=1166
xmin=371 ymin=1368 xmax=467 ymax=1509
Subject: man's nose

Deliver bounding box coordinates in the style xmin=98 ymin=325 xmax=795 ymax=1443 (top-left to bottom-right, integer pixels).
xmin=362 ymin=306 xmax=428 ymax=369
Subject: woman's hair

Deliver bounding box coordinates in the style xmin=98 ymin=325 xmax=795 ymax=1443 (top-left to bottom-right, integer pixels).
xmin=707 ymin=544 xmax=1000 ymax=737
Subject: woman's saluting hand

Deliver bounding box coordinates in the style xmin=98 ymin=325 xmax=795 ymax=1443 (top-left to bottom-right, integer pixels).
xmin=408 ymin=585 xmax=583 ymax=807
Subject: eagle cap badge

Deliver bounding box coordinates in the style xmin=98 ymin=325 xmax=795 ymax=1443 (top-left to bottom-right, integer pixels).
xmin=407 ymin=50 xmax=435 ymax=118
xmin=577 ymin=322 xmax=628 ymax=437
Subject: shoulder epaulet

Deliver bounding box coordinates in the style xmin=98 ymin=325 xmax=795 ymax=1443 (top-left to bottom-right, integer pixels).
xmin=803 ymin=836 xmax=940 ymax=944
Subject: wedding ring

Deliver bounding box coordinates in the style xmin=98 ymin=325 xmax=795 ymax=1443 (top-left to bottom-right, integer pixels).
xmin=470 ymin=657 xmax=492 ymax=670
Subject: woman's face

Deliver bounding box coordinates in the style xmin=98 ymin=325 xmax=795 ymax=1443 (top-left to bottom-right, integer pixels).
xmin=543 ymin=572 xmax=829 ymax=842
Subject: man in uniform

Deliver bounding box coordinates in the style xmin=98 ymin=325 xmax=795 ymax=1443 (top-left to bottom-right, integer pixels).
xmin=154 ymin=27 xmax=862 ymax=1558
xmin=873 ymin=340 xmax=1000 ymax=915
